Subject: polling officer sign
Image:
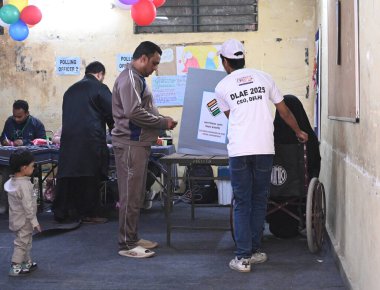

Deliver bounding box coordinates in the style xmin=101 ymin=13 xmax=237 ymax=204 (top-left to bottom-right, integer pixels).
xmin=117 ymin=53 xmax=133 ymax=72
xmin=56 ymin=57 xmax=81 ymax=75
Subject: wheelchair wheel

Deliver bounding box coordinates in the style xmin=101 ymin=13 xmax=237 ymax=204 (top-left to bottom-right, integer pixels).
xmin=306 ymin=177 xmax=326 ymax=253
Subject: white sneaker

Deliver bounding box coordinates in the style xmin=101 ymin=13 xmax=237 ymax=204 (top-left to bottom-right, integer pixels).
xmin=250 ymin=251 xmax=268 ymax=264
xmin=229 ymin=257 xmax=251 ymax=273
xmin=136 ymin=238 xmax=158 ymax=249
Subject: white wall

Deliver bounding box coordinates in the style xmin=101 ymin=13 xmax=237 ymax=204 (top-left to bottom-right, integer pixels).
xmin=318 ymin=1 xmax=380 ymax=289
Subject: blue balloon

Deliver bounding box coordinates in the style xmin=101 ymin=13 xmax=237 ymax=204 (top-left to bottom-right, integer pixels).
xmin=9 ymin=20 xmax=29 ymax=41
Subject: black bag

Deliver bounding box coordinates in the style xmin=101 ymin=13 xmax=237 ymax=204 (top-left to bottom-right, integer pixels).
xmin=182 ymin=164 xmax=218 ymax=204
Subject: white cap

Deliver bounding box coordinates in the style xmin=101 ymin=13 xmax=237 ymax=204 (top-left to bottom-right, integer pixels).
xmin=218 ymin=39 xmax=245 ymax=59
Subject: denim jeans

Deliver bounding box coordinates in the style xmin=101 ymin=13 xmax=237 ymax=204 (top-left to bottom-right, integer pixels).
xmin=229 ymin=154 xmax=274 ymax=259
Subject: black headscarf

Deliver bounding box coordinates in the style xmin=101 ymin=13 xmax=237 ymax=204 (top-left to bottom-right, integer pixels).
xmin=274 ymin=95 xmax=321 ymax=178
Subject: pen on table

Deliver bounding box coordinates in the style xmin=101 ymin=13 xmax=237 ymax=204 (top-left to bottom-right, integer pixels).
xmin=4 ymin=134 xmax=13 ymax=146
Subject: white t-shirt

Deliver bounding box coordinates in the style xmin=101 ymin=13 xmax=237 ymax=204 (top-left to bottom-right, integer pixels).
xmin=215 ymin=68 xmax=283 ymax=157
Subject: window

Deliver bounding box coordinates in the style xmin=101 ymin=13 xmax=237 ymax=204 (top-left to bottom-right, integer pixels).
xmin=135 ymin=0 xmax=258 ymax=34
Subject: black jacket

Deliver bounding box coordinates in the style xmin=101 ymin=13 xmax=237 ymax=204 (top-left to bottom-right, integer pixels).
xmin=274 ymin=94 xmax=321 ymax=178
xmin=57 ymin=74 xmax=114 ymax=179
xmin=0 ymin=115 xmax=46 ymax=145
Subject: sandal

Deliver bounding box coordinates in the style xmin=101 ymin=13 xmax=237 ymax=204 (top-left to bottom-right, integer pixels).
xmin=118 ymin=246 xmax=155 ymax=258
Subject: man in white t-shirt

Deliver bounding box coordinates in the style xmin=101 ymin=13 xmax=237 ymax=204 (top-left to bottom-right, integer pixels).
xmin=215 ymin=39 xmax=308 ymax=273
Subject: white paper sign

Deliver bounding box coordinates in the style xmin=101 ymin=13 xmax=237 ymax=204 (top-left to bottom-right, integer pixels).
xmin=152 ymin=75 xmax=187 ymax=107
xmin=197 ymin=91 xmax=228 ymax=144
xmin=161 ymin=48 xmax=174 ymax=63
xmin=116 ymin=53 xmax=133 ymax=72
xmin=56 ymin=57 xmax=81 ymax=75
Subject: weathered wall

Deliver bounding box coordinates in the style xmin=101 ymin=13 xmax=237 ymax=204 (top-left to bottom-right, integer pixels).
xmin=317 ymin=0 xmax=380 ymax=289
xmin=0 ymin=0 xmax=316 ymax=144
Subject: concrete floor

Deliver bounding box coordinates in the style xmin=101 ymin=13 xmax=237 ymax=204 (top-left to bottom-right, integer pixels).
xmin=0 ymin=201 xmax=347 ymax=290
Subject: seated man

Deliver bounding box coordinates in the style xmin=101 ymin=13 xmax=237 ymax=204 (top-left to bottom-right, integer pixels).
xmin=0 ymin=100 xmax=46 ymax=146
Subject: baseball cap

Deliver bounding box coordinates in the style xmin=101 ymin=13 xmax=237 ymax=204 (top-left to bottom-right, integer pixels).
xmin=218 ymin=39 xmax=245 ymax=59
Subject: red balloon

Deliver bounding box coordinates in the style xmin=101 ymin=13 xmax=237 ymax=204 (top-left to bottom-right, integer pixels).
xmin=152 ymin=0 xmax=166 ymax=8
xmin=20 ymin=5 xmax=42 ymax=25
xmin=131 ymin=0 xmax=156 ymax=26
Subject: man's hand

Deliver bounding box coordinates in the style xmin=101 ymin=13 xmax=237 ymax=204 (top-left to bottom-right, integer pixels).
xmin=165 ymin=117 xmax=178 ymax=130
xmin=13 ymin=139 xmax=23 ymax=146
xmin=2 ymin=139 xmax=13 ymax=146
xmin=34 ymin=225 xmax=42 ymax=233
xmin=296 ymin=131 xmax=308 ymax=143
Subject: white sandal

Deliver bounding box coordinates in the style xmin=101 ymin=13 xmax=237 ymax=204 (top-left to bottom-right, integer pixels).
xmin=118 ymin=246 xmax=155 ymax=258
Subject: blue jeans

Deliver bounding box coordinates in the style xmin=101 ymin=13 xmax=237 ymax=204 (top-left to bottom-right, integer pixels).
xmin=229 ymin=154 xmax=274 ymax=259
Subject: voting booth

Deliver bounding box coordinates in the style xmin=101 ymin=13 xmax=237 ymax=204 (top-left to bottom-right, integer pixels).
xmin=177 ymin=68 xmax=232 ymax=206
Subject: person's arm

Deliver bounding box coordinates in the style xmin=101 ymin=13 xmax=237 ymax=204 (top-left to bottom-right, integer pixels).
xmin=215 ymin=84 xmax=230 ymax=119
xmin=1 ymin=118 xmax=14 ymax=145
xmin=275 ymin=100 xmax=308 ymax=143
xmin=92 ymin=84 xmax=114 ymax=131
xmin=19 ymin=184 xmax=39 ymax=229
xmin=34 ymin=118 xmax=47 ymax=140
xmin=119 ymin=73 xmax=169 ymax=129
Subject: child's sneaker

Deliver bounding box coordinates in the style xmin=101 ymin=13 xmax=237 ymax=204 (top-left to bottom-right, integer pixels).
xmin=23 ymin=260 xmax=38 ymax=272
xmin=9 ymin=263 xmax=30 ymax=277
xmin=250 ymin=250 xmax=268 ymax=264
xmin=229 ymin=257 xmax=251 ymax=272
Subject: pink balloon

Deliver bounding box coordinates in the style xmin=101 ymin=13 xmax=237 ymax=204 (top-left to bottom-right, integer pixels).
xmin=131 ymin=0 xmax=156 ymax=26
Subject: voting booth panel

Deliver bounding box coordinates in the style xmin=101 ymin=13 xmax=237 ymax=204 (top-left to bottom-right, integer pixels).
xmin=178 ymin=68 xmax=228 ymax=156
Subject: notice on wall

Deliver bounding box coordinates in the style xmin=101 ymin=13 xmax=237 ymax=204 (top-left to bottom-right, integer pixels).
xmin=116 ymin=53 xmax=133 ymax=72
xmin=152 ymin=75 xmax=187 ymax=107
xmin=56 ymin=57 xmax=81 ymax=75
xmin=197 ymin=91 xmax=228 ymax=144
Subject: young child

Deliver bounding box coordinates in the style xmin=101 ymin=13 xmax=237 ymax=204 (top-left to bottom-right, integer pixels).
xmin=4 ymin=149 xmax=42 ymax=276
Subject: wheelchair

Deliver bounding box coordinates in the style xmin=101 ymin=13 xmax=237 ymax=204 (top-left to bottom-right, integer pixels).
xmin=267 ymin=143 xmax=326 ymax=253
xmin=268 ymin=94 xmax=325 ymax=253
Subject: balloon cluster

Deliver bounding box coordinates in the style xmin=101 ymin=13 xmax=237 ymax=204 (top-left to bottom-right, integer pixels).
xmin=115 ymin=0 xmax=165 ymax=26
xmin=0 ymin=0 xmax=42 ymax=41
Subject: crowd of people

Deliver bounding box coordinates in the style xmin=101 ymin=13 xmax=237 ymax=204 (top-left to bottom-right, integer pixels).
xmin=1 ymin=39 xmax=318 ymax=276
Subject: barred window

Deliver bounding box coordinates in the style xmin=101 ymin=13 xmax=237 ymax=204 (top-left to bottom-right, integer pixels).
xmin=135 ymin=0 xmax=258 ymax=34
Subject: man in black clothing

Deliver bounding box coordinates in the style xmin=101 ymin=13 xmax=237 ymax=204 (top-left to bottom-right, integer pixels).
xmin=53 ymin=61 xmax=114 ymax=223
xmin=0 ymin=100 xmax=46 ymax=146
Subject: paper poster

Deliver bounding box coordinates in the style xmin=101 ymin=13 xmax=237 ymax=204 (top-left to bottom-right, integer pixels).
xmin=152 ymin=75 xmax=187 ymax=107
xmin=176 ymin=44 xmax=223 ymax=75
xmin=160 ymin=48 xmax=174 ymax=63
xmin=197 ymin=91 xmax=228 ymax=144
xmin=55 ymin=57 xmax=81 ymax=75
xmin=116 ymin=53 xmax=133 ymax=72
